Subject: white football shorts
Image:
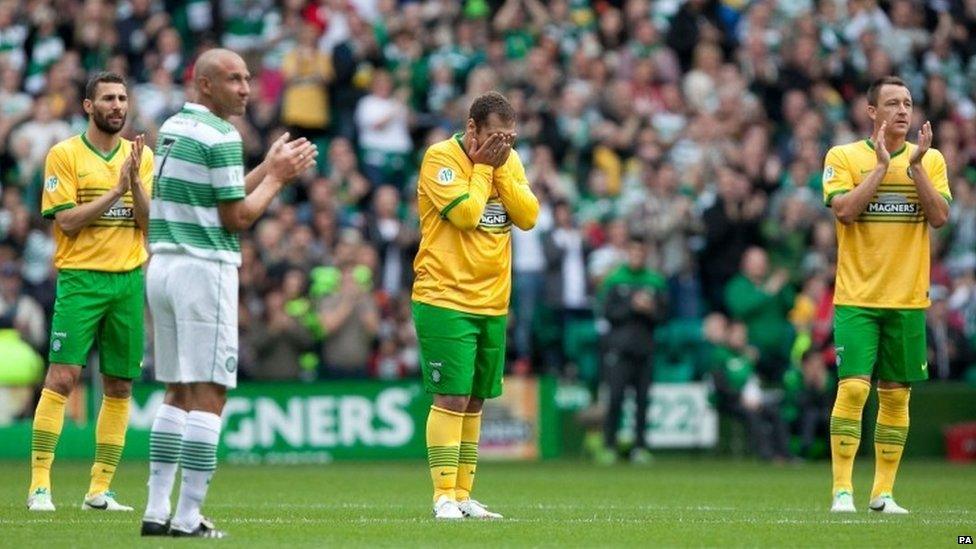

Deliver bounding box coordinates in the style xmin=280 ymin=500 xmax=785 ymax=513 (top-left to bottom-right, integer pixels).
xmin=146 ymin=253 xmax=239 ymax=388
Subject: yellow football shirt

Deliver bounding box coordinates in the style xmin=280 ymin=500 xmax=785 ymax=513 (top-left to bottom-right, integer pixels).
xmin=412 ymin=134 xmax=539 ymax=316
xmin=822 ymin=139 xmax=951 ymax=309
xmin=41 ymin=134 xmax=155 ymax=272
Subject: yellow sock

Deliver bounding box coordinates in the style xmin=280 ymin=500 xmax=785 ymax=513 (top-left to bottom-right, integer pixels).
xmin=829 ymin=378 xmax=870 ymax=495
xmin=426 ymin=405 xmax=464 ymax=503
xmin=30 ymin=388 xmax=67 ymax=493
xmin=456 ymin=412 xmax=482 ymax=502
xmin=88 ymin=395 xmax=130 ymax=497
xmin=871 ymin=387 xmax=910 ymax=499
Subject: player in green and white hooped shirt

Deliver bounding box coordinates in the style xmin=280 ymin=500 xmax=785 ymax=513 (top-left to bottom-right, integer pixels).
xmin=141 ymin=49 xmax=317 ymax=539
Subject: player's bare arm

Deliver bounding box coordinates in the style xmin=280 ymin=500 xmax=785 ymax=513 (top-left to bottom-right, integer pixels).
xmin=128 ymin=133 xmax=151 ymax=232
xmin=53 ymin=156 xmax=132 ymax=238
xmin=908 ymin=121 xmax=949 ymax=228
xmin=217 ymin=132 xmax=317 ymax=232
xmin=831 ymin=122 xmax=890 ymax=225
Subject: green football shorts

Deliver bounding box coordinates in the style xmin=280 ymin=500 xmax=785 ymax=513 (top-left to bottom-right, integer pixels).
xmin=49 ymin=268 xmax=145 ymax=379
xmin=412 ymin=300 xmax=507 ymax=399
xmin=833 ymin=305 xmax=928 ymax=383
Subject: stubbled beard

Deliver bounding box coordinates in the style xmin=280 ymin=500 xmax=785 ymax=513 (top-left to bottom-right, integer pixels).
xmin=92 ymin=110 xmax=125 ymax=134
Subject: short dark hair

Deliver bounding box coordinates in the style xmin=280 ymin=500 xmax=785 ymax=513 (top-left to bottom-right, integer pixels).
xmin=866 ymin=76 xmax=909 ymax=106
xmin=85 ymin=71 xmax=126 ymax=100
xmin=468 ymin=91 xmax=515 ymax=128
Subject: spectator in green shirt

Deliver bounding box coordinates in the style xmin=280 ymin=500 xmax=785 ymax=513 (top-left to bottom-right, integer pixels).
xmin=724 ymin=246 xmax=796 ymax=382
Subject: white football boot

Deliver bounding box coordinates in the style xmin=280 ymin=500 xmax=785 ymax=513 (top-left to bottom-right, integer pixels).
xmin=458 ymin=499 xmax=503 ymax=519
xmin=432 ymin=495 xmax=464 ymax=520
xmin=830 ymin=490 xmax=856 ymax=513
xmin=869 ymin=494 xmax=909 ymax=514
xmin=82 ymin=491 xmax=134 ymax=511
xmin=27 ymin=487 xmax=55 ymax=511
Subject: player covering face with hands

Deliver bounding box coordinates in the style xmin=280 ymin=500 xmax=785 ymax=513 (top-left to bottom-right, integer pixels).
xmin=823 ymin=76 xmax=950 ymax=515
xmin=141 ymin=48 xmax=316 ymax=539
xmin=412 ymin=91 xmax=539 ymax=519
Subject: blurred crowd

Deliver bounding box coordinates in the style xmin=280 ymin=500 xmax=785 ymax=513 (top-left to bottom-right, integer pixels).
xmin=2 ymin=0 xmax=976 ymax=453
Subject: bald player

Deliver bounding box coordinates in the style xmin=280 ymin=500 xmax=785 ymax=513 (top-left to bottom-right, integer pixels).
xmin=140 ymin=49 xmax=317 ymax=538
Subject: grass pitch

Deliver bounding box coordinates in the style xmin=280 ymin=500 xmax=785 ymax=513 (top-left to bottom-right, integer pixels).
xmin=2 ymin=458 xmax=973 ymax=547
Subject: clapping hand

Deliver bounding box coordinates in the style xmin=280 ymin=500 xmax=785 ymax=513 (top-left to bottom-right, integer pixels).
xmin=116 ymin=134 xmax=146 ymax=196
xmin=266 ymin=132 xmax=319 ymax=183
xmin=909 ymin=120 xmax=932 ymax=165
xmin=129 ymin=134 xmax=144 ymax=189
xmin=874 ymin=121 xmax=890 ymax=167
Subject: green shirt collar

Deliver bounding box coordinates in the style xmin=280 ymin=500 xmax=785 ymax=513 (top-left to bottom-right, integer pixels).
xmin=453 ymin=132 xmax=467 ymax=156
xmin=80 ymin=132 xmax=122 ymax=162
xmin=864 ymin=139 xmax=907 ymax=159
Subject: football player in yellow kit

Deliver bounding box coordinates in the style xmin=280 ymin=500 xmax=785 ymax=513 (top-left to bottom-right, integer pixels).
xmin=413 ymin=91 xmax=539 ymax=519
xmin=823 ymin=76 xmax=950 ymax=514
xmin=29 ymin=71 xmax=153 ymax=512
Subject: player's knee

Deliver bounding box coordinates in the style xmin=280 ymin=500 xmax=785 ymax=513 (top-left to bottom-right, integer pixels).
xmin=212 ymin=391 xmax=227 ymax=411
xmin=839 ymin=378 xmax=870 ymax=403
xmin=44 ymin=365 xmax=80 ymax=396
xmin=198 ymin=395 xmax=226 ymax=414
xmin=163 ymin=385 xmax=191 ymax=410
xmin=877 ymin=385 xmax=910 ymax=414
xmin=465 ymin=397 xmax=484 ymax=414
xmin=190 ymin=383 xmax=227 ymax=414
xmin=102 ymin=376 xmax=133 ymax=399
xmin=834 ymin=377 xmax=870 ymax=414
xmin=433 ymin=395 xmax=469 ymax=413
